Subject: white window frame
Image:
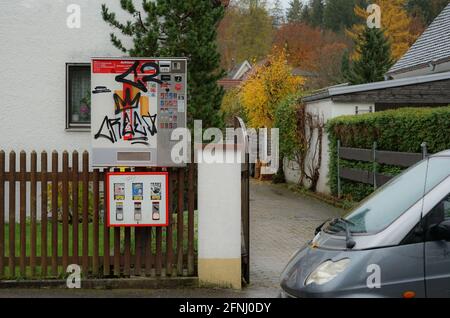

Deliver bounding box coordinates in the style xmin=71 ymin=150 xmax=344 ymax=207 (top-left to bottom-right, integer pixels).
xmin=66 ymin=63 xmax=91 ymax=131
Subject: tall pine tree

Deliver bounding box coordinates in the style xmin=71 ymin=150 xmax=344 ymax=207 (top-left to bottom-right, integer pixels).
xmin=407 ymin=0 xmax=450 ymax=25
xmin=310 ymin=0 xmax=324 ymax=28
xmin=101 ymin=0 xmax=226 ymax=128
xmin=301 ymin=4 xmax=311 ymax=23
xmin=346 ymin=27 xmax=394 ymax=84
xmin=271 ymin=0 xmax=286 ymax=27
xmin=340 ymin=49 xmax=351 ymax=82
xmin=323 ymin=0 xmax=368 ymax=31
xmin=287 ymin=0 xmax=303 ymax=23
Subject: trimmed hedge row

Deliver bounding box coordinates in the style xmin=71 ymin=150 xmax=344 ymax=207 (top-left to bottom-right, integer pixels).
xmin=326 ymin=106 xmax=450 ymax=201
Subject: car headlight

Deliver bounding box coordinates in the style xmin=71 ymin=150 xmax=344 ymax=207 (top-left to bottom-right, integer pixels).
xmin=305 ymin=259 xmax=350 ymax=286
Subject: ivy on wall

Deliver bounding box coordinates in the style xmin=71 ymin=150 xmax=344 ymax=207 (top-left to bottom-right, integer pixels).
xmin=326 ymin=106 xmax=450 ymax=201
xmin=274 ymin=93 xmax=325 ymax=191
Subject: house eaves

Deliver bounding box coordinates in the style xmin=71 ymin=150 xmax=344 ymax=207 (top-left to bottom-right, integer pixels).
xmin=302 ymin=71 xmax=450 ymax=103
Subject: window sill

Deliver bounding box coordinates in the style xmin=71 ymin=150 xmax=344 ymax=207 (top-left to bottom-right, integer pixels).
xmin=65 ymin=127 xmax=91 ymax=132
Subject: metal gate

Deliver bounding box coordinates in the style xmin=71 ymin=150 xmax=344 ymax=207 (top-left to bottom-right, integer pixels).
xmin=234 ymin=117 xmax=250 ymax=285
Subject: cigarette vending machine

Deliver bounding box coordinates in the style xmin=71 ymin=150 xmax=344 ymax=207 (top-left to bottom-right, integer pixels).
xmin=91 ymin=57 xmax=186 ymax=227
xmin=91 ymin=57 xmax=187 ymax=168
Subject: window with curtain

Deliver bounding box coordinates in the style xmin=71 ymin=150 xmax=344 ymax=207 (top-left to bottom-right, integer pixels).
xmin=67 ymin=64 xmax=91 ymax=129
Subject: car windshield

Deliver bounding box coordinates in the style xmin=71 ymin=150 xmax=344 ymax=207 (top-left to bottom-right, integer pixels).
xmin=329 ymin=156 xmax=450 ymax=234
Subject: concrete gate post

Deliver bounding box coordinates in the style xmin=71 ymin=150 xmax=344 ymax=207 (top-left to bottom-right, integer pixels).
xmin=197 ymin=145 xmax=242 ymax=289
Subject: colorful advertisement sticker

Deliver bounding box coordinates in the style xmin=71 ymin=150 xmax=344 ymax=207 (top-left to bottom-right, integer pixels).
xmin=132 ymin=183 xmax=143 ymax=201
xmin=150 ymin=182 xmax=162 ymax=200
xmin=114 ymin=183 xmax=125 ymax=200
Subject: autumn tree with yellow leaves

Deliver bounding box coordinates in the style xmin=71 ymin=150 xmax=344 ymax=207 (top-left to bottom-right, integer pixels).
xmin=348 ymin=0 xmax=419 ymax=61
xmin=239 ymin=48 xmax=304 ymax=128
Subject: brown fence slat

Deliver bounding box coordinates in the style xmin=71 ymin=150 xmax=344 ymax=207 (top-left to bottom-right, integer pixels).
xmin=40 ymin=151 xmax=48 ymax=276
xmin=114 ymin=227 xmax=121 ymax=277
xmin=113 ymin=169 xmax=120 ymax=277
xmin=133 ymin=167 xmax=144 ymax=276
xmin=155 ymin=227 xmax=162 ymax=276
xmin=375 ymin=173 xmax=394 ymax=186
xmin=139 ymin=228 xmax=146 ymax=276
xmin=376 ymin=150 xmax=422 ymax=167
xmin=51 ymin=151 xmax=58 ymax=276
xmin=340 ymin=147 xmax=372 ymax=162
xmin=144 ymin=227 xmax=153 ymax=276
xmin=341 ymin=168 xmax=395 ymax=187
xmin=155 ymin=183 xmax=163 ymax=278
xmin=62 ymin=151 xmax=69 ymax=271
xmin=166 ymin=170 xmax=175 ymax=277
xmin=124 ymin=227 xmax=131 ymax=277
xmin=0 ymin=151 xmax=4 ymax=278
xmin=19 ymin=151 xmax=26 ymax=276
xmin=177 ymin=168 xmax=185 ymax=276
xmin=92 ymin=169 xmax=99 ymax=275
xmin=187 ymin=163 xmax=195 ymax=276
xmin=123 ymin=167 xmax=131 ymax=277
xmin=30 ymin=151 xmax=37 ymax=276
xmin=72 ymin=151 xmax=79 ymax=266
xmin=340 ymin=167 xmax=373 ymax=185
xmin=134 ymin=228 xmax=142 ymax=276
xmin=103 ymin=167 xmax=110 ymax=276
xmin=82 ymin=151 xmax=89 ymax=275
xmin=8 ymin=152 xmax=15 ymax=277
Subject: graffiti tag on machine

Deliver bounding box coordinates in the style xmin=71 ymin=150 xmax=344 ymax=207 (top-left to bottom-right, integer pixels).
xmin=94 ymin=61 xmax=160 ymax=146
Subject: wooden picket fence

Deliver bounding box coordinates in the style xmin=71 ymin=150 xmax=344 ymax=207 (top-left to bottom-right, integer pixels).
xmin=0 ymin=150 xmax=197 ymax=279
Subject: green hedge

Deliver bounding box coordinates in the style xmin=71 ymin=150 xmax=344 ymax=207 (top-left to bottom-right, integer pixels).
xmin=326 ymin=106 xmax=450 ymax=201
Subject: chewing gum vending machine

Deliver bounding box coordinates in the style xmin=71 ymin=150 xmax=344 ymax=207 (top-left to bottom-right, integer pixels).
xmin=91 ymin=57 xmax=187 ymax=227
xmin=106 ymin=172 xmax=169 ymax=227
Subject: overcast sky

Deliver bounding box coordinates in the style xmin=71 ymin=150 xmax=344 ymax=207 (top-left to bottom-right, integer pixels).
xmin=273 ymin=0 xmax=307 ymax=12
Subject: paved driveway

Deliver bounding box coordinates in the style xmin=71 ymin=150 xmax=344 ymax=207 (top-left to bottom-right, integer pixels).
xmin=0 ymin=181 xmax=342 ymax=298
xmin=246 ymin=180 xmax=342 ymax=297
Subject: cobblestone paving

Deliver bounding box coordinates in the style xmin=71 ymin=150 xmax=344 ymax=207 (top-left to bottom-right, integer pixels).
xmin=246 ymin=180 xmax=342 ymax=297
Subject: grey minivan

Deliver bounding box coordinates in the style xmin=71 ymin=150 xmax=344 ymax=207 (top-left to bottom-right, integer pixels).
xmin=280 ymin=150 xmax=450 ymax=298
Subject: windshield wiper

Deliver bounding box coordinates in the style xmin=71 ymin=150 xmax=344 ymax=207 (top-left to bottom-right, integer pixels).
xmin=330 ymin=218 xmax=356 ymax=249
xmin=315 ymin=218 xmax=332 ymax=235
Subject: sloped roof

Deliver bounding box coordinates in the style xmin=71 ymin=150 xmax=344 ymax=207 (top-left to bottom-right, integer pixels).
xmin=217 ymin=79 xmax=242 ymax=90
xmin=227 ymin=63 xmax=242 ymax=79
xmin=227 ymin=61 xmax=252 ymax=80
xmin=387 ymin=4 xmax=450 ymax=76
xmin=303 ymin=71 xmax=450 ymax=102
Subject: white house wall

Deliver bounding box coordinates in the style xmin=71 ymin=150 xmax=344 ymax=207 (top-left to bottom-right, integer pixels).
xmin=0 ymin=0 xmax=127 ymax=155
xmin=0 ymin=1 xmax=129 ymax=219
xmin=284 ymin=99 xmax=333 ymax=189
xmin=284 ymin=99 xmax=375 ymax=194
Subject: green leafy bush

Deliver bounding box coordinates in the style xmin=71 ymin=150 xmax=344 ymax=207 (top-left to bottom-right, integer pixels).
xmin=327 ymin=106 xmax=450 ymax=201
xmin=274 ymin=93 xmax=304 ymax=161
xmin=220 ymin=87 xmax=246 ymax=127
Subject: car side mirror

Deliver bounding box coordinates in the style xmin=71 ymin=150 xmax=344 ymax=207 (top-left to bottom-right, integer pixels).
xmin=430 ymin=220 xmax=450 ymax=242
